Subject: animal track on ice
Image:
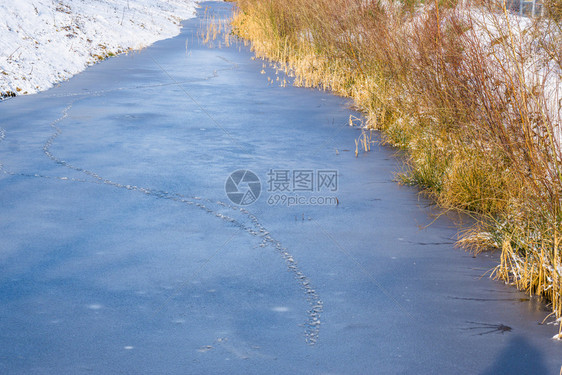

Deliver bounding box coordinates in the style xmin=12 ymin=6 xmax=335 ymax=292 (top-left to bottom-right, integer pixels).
xmin=0 ymin=92 xmax=323 ymax=345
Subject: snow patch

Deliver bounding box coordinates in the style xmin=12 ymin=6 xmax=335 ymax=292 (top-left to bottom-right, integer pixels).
xmin=0 ymin=0 xmax=198 ymax=97
xmin=271 ymin=306 xmax=290 ymax=312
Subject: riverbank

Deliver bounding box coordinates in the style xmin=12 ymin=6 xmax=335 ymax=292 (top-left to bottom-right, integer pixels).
xmin=0 ymin=0 xmax=197 ymax=97
xmin=230 ymin=0 xmax=562 ymax=333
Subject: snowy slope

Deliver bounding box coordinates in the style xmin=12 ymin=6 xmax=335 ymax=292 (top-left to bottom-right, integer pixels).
xmin=0 ymin=0 xmax=198 ymax=97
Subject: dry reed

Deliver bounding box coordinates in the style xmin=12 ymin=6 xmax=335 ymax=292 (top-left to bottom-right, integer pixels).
xmin=229 ymin=0 xmax=562 ymax=333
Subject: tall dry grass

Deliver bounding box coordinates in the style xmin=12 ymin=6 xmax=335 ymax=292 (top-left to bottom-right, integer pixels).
xmin=230 ymin=0 xmax=562 ymax=333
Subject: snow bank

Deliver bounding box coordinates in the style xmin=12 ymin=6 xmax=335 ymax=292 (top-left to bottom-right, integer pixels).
xmin=0 ymin=0 xmax=198 ymax=97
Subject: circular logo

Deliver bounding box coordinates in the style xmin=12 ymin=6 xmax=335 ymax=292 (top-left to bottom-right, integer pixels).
xmin=225 ymin=170 xmax=261 ymax=205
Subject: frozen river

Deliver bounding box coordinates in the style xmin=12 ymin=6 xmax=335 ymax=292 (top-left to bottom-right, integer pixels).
xmin=1 ymin=2 xmax=561 ymax=373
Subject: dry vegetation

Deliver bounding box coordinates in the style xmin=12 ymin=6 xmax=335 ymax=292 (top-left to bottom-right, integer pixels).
xmin=229 ymin=0 xmax=562 ymax=334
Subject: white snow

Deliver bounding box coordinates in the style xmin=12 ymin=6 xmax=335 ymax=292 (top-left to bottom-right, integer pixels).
xmin=0 ymin=0 xmax=198 ymax=97
xmin=271 ymin=306 xmax=290 ymax=312
xmin=466 ymin=9 xmax=561 ymax=148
